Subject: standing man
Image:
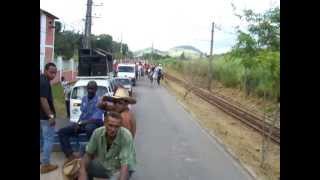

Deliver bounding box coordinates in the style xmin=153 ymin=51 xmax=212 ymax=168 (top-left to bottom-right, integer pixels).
xmin=61 ymin=76 xmax=71 ymax=118
xmin=58 ymin=81 xmax=104 ymax=164
xmin=40 ymin=62 xmax=58 ymax=174
xmin=78 ymin=111 xmax=136 ymax=180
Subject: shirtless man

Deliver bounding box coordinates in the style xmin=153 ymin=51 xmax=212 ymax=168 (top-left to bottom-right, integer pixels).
xmin=98 ymin=88 xmax=137 ymax=138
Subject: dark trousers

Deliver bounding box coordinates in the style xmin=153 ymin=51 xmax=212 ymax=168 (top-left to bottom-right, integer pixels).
xmin=58 ymin=122 xmax=102 ymax=157
xmin=65 ymin=100 xmax=70 ymax=118
xmin=157 ymin=77 xmax=161 ymax=85
xmin=87 ymin=159 xmax=134 ymax=180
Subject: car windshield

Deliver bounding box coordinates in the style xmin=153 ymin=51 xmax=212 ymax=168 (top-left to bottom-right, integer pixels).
xmin=115 ymin=78 xmax=131 ymax=85
xmin=71 ymin=86 xmax=108 ymax=100
xmin=118 ymin=66 xmax=134 ymax=72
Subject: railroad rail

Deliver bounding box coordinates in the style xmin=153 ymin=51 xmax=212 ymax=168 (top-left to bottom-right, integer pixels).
xmin=165 ymin=73 xmax=280 ymax=145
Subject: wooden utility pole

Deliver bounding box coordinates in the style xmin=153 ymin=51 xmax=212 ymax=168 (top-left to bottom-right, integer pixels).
xmin=151 ymin=42 xmax=154 ymax=62
xmin=120 ymin=34 xmax=123 ymax=63
xmin=83 ymin=0 xmax=93 ymax=49
xmin=208 ymin=22 xmax=214 ymax=90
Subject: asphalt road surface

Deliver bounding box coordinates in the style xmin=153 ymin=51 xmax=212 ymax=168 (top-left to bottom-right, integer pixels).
xmin=48 ymin=77 xmax=253 ymax=180
xmin=129 ymin=78 xmax=253 ymax=180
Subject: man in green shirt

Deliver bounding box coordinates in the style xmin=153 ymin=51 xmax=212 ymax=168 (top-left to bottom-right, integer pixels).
xmin=78 ymin=111 xmax=136 ymax=180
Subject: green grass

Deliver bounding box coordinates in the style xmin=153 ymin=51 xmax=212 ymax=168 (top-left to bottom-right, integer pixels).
xmin=52 ymin=83 xmax=67 ymax=118
xmin=161 ymin=51 xmax=280 ymax=101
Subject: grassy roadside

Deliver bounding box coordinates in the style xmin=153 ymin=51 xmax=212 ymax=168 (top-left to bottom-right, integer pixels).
xmin=51 ymin=83 xmax=67 ymax=119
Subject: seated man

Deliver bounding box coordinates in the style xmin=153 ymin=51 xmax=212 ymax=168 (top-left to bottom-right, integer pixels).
xmin=78 ymin=111 xmax=136 ymax=180
xmin=58 ymin=81 xmax=104 ymax=163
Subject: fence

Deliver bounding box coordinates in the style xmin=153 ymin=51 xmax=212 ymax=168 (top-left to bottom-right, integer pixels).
xmin=51 ymin=56 xmax=78 ymax=84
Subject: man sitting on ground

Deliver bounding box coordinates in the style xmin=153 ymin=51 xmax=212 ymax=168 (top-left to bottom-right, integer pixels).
xmin=78 ymin=111 xmax=136 ymax=180
xmin=58 ymin=81 xmax=104 ymax=163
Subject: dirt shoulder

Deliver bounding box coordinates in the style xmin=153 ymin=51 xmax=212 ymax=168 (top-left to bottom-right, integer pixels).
xmin=162 ymin=75 xmax=280 ymax=180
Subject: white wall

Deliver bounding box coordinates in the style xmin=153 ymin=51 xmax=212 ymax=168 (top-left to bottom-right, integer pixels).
xmin=40 ymin=13 xmax=46 ymax=73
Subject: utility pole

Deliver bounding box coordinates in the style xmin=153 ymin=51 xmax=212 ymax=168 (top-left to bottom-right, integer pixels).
xmin=120 ymin=34 xmax=123 ymax=63
xmin=151 ymin=42 xmax=154 ymax=62
xmin=208 ymin=22 xmax=214 ymax=90
xmin=83 ymin=0 xmax=93 ymax=49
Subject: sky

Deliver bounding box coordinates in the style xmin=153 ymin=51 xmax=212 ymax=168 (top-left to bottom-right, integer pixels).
xmin=40 ymin=0 xmax=279 ymax=54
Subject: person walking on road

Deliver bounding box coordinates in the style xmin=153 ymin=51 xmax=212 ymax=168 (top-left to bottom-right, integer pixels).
xmin=77 ymin=111 xmax=136 ymax=180
xmin=40 ymin=62 xmax=58 ymax=174
xmin=58 ymin=81 xmax=104 ymax=164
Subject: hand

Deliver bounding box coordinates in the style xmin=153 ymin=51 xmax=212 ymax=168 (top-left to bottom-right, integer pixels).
xmin=48 ymin=117 xmax=56 ymax=127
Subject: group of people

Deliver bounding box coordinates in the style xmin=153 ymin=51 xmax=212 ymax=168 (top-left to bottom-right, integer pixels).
xmin=40 ymin=62 xmax=138 ymax=180
xmin=147 ymin=63 xmax=164 ymax=86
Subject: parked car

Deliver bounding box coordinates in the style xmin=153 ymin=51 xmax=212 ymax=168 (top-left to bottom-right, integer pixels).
xmin=114 ymin=77 xmax=133 ymax=96
xmin=69 ymin=76 xmax=114 ymax=123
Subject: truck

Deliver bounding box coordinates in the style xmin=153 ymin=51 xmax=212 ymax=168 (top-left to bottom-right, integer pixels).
xmin=117 ymin=63 xmax=137 ymax=86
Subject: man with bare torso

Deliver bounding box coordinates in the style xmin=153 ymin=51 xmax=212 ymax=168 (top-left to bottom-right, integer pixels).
xmin=98 ymin=88 xmax=136 ymax=138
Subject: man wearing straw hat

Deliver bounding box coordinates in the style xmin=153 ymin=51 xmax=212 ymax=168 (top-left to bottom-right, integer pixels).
xmin=98 ymin=88 xmax=137 ymax=138
xmin=77 ymin=111 xmax=136 ymax=180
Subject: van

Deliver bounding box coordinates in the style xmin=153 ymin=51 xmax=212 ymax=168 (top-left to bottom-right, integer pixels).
xmin=69 ymin=76 xmax=114 ymax=123
xmin=117 ymin=63 xmax=136 ymax=86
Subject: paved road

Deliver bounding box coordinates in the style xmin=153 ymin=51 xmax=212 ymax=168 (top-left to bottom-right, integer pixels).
xmin=45 ymin=77 xmax=253 ymax=180
xmin=130 ymin=78 xmax=253 ymax=180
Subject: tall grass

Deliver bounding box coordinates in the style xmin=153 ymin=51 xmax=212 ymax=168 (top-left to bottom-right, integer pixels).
xmin=162 ymin=51 xmax=280 ymax=101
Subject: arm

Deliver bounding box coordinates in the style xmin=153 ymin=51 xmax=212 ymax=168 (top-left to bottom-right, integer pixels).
xmin=130 ymin=112 xmax=136 ymax=138
xmin=79 ymin=129 xmax=98 ymax=178
xmin=78 ymin=153 xmax=94 ymax=180
xmin=119 ymin=164 xmax=129 ymax=180
xmin=40 ymin=97 xmax=53 ymax=117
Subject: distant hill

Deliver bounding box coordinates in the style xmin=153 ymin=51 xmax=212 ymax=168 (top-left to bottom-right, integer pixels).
xmin=133 ymin=47 xmax=168 ymax=57
xmin=134 ymin=45 xmax=204 ymax=59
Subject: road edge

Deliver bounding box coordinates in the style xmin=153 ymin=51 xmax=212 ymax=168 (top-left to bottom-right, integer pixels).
xmin=162 ymin=83 xmax=258 ymax=180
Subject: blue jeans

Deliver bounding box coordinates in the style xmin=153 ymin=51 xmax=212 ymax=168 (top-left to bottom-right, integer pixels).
xmin=40 ymin=120 xmax=55 ymax=165
xmin=58 ymin=122 xmax=102 ymax=158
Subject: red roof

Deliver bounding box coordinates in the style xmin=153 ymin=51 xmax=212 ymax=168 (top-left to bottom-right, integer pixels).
xmin=40 ymin=9 xmax=59 ymax=19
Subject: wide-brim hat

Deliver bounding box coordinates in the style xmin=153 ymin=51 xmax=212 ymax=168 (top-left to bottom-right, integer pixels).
xmin=62 ymin=158 xmax=81 ymax=180
xmin=108 ymin=88 xmax=136 ymax=104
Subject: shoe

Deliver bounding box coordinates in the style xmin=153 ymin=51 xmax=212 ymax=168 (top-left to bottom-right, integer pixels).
xmin=40 ymin=164 xmax=58 ymax=174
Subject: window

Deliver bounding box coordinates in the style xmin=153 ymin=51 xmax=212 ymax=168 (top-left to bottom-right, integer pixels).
xmin=118 ymin=66 xmax=134 ymax=72
xmin=115 ymin=79 xmax=131 ymax=85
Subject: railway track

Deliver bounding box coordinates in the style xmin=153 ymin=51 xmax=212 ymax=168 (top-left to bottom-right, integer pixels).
xmin=165 ymin=73 xmax=280 ymax=145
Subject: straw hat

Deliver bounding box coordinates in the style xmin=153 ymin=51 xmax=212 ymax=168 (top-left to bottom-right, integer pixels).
xmin=108 ymin=88 xmax=136 ymax=104
xmin=62 ymin=159 xmax=81 ymax=180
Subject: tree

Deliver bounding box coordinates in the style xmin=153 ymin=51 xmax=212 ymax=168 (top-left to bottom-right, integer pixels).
xmin=230 ymin=6 xmax=280 ymax=96
xmin=92 ymin=34 xmax=113 ymax=52
xmin=180 ymin=52 xmax=186 ymax=60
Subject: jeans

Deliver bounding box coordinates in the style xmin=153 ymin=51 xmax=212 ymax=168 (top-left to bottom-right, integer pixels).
xmin=58 ymin=122 xmax=102 ymax=157
xmin=40 ymin=120 xmax=55 ymax=165
xmin=65 ymin=100 xmax=70 ymax=118
xmin=87 ymin=159 xmax=134 ymax=180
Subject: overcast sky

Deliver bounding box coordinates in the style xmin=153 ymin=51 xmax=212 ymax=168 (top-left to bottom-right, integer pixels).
xmin=40 ymin=0 xmax=279 ymax=54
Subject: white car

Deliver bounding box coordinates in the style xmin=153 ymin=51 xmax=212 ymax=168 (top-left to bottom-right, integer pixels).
xmin=114 ymin=77 xmax=133 ymax=96
xmin=117 ymin=63 xmax=136 ymax=86
xmin=69 ymin=76 xmax=114 ymax=123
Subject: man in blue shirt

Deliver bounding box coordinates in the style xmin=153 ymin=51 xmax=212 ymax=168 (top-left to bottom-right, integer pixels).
xmin=58 ymin=81 xmax=104 ymax=163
